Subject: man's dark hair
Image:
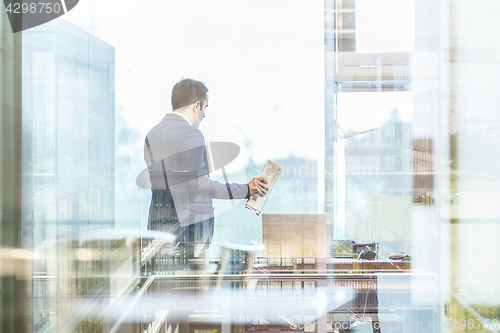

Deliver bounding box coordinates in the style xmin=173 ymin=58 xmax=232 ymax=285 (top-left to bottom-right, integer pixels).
xmin=171 ymin=78 xmax=209 ymax=110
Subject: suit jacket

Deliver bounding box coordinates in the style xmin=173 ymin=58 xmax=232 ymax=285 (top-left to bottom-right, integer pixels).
xmin=144 ymin=113 xmax=248 ymax=227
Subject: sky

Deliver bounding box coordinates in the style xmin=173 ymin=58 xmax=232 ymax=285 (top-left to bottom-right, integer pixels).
xmin=64 ymin=0 xmax=325 ymax=177
xmin=356 ymin=0 xmax=415 ymax=53
xmin=63 ymin=0 xmax=417 ymax=177
xmin=62 ymin=0 xmax=325 ymax=229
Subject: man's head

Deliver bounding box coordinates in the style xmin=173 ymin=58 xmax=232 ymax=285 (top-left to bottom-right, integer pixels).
xmin=171 ymin=78 xmax=209 ymax=128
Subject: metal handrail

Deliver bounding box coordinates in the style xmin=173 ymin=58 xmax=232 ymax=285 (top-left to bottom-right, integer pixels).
xmin=141 ymin=272 xmax=420 ymax=283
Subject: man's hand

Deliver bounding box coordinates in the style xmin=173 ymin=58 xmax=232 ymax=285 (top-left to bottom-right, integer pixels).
xmin=248 ymin=177 xmax=269 ymax=196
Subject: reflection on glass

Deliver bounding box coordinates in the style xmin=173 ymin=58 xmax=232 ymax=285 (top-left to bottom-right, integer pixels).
xmin=22 ymin=19 xmax=115 ymax=331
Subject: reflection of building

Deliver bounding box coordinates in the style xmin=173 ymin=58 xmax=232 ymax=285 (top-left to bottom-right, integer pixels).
xmin=324 ymin=0 xmax=411 ymax=242
xmin=344 ymin=109 xmax=413 ymax=196
xmin=22 ymin=19 xmax=115 ymax=332
xmin=320 ymin=2 xmax=443 ymax=329
xmin=323 ymin=0 xmax=441 ymax=259
xmin=341 ymin=110 xmax=415 ymax=254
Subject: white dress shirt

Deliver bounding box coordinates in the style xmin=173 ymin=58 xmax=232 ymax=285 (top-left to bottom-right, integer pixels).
xmin=172 ymin=111 xmax=192 ymax=126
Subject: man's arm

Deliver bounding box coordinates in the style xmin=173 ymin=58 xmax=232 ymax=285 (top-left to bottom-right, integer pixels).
xmin=178 ymin=128 xmax=268 ymax=199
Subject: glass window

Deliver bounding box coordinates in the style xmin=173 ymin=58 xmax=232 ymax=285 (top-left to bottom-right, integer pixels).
xmin=1 ymin=0 xmax=499 ymax=331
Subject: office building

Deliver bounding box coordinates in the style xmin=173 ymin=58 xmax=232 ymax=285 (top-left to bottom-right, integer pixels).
xmin=21 ymin=19 xmax=115 ymax=332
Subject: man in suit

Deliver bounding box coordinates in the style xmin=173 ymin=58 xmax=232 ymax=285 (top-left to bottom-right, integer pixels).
xmin=144 ymin=78 xmax=268 ymax=259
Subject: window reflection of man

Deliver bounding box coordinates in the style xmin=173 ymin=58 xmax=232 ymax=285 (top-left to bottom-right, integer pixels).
xmin=144 ymin=78 xmax=268 ymax=260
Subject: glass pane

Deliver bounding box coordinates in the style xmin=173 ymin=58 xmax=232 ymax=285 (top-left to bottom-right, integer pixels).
xmin=0 ymin=0 xmax=498 ymax=331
